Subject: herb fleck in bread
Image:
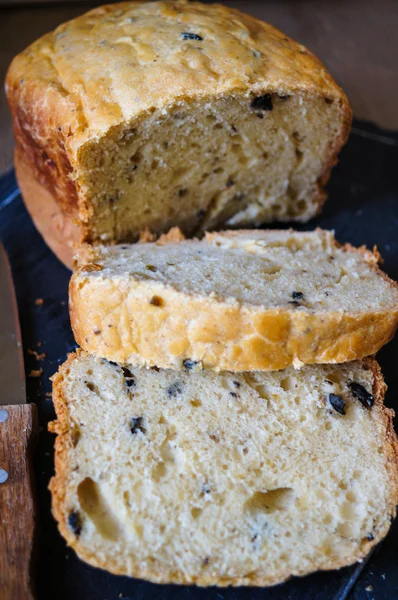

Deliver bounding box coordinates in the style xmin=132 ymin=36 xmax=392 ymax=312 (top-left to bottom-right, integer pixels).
xmin=6 ymin=0 xmax=351 ymax=267
xmin=50 ymin=351 xmax=398 ymax=586
xmin=70 ymin=229 xmax=398 ymax=371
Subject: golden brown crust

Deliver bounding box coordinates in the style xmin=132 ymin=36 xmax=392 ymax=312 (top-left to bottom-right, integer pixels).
xmin=6 ymin=1 xmax=351 ymax=266
xmin=49 ymin=352 xmax=398 ymax=586
xmin=69 ymin=232 xmax=398 ymax=372
xmin=14 ymin=150 xmax=79 ymax=269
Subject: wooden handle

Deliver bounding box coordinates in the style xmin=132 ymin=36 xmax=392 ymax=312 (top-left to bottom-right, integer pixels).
xmin=0 ymin=404 xmax=38 ymax=600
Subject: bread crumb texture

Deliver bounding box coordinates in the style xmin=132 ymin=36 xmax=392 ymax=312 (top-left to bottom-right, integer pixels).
xmin=50 ymin=351 xmax=398 ymax=586
xmin=6 ymin=0 xmax=351 ymax=254
xmin=70 ymin=229 xmax=398 ymax=371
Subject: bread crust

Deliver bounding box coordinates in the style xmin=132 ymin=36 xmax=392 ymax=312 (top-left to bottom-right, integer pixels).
xmin=69 ymin=232 xmax=398 ymax=372
xmin=49 ymin=352 xmax=398 ymax=586
xmin=14 ymin=150 xmax=80 ymax=267
xmin=6 ymin=1 xmax=351 ymax=267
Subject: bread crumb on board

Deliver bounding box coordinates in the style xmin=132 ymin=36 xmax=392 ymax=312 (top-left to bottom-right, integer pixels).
xmin=35 ymin=298 xmax=44 ymax=306
xmin=29 ymin=368 xmax=43 ymax=378
xmin=28 ymin=349 xmax=46 ymax=360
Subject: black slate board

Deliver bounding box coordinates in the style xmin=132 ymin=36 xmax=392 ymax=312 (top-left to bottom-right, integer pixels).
xmin=1 ymin=119 xmax=398 ymax=600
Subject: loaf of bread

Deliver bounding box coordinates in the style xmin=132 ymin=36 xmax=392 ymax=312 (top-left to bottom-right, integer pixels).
xmin=70 ymin=229 xmax=398 ymax=372
xmin=50 ymin=351 xmax=398 ymax=586
xmin=6 ymin=1 xmax=351 ymax=267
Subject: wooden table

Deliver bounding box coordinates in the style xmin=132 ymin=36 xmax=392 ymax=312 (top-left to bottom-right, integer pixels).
xmin=1 ymin=0 xmax=398 ymax=174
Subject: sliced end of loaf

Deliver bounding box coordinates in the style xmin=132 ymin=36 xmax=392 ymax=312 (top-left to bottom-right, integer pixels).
xmin=49 ymin=352 xmax=398 ymax=586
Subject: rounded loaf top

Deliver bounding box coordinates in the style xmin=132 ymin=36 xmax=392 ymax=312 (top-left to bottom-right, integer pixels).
xmin=6 ymin=0 xmax=347 ymax=148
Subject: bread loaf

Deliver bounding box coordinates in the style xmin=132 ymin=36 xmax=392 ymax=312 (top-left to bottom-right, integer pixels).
xmin=6 ymin=1 xmax=351 ymax=267
xmin=50 ymin=351 xmax=398 ymax=586
xmin=70 ymin=229 xmax=398 ymax=371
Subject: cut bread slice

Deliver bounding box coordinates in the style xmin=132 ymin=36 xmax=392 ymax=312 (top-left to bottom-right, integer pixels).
xmin=50 ymin=351 xmax=398 ymax=587
xmin=70 ymin=229 xmax=398 ymax=371
xmin=6 ymin=1 xmax=351 ymax=268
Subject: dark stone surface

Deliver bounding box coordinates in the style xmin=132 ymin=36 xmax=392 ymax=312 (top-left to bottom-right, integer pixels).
xmin=1 ymin=120 xmax=398 ymax=600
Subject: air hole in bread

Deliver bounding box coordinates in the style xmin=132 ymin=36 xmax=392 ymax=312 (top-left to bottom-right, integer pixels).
xmin=71 ymin=427 xmax=81 ymax=447
xmin=78 ymin=477 xmax=121 ymax=541
xmin=85 ymin=381 xmax=99 ymax=394
xmin=280 ymin=376 xmax=293 ymax=392
xmin=152 ymin=461 xmax=167 ymax=482
xmin=337 ymin=522 xmax=353 ymax=538
xmin=130 ymin=149 xmax=142 ymax=164
xmin=190 ymin=398 xmax=202 ymax=407
xmin=245 ymin=488 xmax=296 ymax=515
xmin=339 ymin=502 xmax=356 ymax=521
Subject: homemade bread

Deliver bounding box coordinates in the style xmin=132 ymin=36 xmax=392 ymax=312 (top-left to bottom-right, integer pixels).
xmin=50 ymin=351 xmax=398 ymax=586
xmin=70 ymin=229 xmax=398 ymax=371
xmin=6 ymin=1 xmax=351 ymax=267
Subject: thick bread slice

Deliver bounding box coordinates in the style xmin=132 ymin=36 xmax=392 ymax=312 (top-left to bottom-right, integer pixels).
xmin=70 ymin=229 xmax=398 ymax=371
xmin=6 ymin=1 xmax=351 ymax=268
xmin=50 ymin=351 xmax=398 ymax=587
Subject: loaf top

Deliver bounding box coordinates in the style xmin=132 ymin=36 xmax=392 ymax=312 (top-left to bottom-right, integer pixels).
xmin=6 ymin=0 xmax=348 ymax=152
xmin=50 ymin=351 xmax=398 ymax=586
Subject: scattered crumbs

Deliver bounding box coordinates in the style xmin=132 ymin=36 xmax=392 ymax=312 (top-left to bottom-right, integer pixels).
xmin=35 ymin=298 xmax=44 ymax=306
xmin=45 ymin=392 xmax=52 ymax=399
xmin=381 ymin=573 xmax=386 ymax=579
xmin=60 ymin=300 xmax=66 ymax=306
xmin=29 ymin=369 xmax=43 ymax=378
xmin=28 ymin=349 xmax=46 ymax=360
xmin=37 ymin=342 xmax=42 ymax=347
xmin=365 ymin=585 xmax=373 ymax=592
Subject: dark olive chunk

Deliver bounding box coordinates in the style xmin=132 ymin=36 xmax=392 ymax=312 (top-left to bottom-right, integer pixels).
xmin=130 ymin=416 xmax=146 ymax=435
xmin=181 ymin=32 xmax=203 ymax=41
xmin=250 ymin=94 xmax=273 ymax=111
xmin=349 ymin=382 xmax=374 ymax=409
xmin=292 ymin=291 xmax=304 ymax=300
xmin=122 ymin=367 xmax=136 ymax=388
xmin=68 ymin=510 xmax=82 ymax=536
xmin=183 ymin=359 xmax=199 ymax=370
xmin=328 ymin=394 xmax=346 ymax=415
xmin=167 ymin=381 xmax=183 ymax=397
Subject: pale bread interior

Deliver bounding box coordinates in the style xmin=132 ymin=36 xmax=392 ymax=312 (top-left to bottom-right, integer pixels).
xmin=77 ymin=230 xmax=398 ymax=313
xmin=77 ymin=94 xmax=344 ymax=242
xmin=51 ymin=352 xmax=397 ymax=585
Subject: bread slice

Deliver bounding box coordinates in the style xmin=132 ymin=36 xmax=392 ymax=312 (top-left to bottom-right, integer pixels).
xmin=50 ymin=351 xmax=398 ymax=586
xmin=70 ymin=229 xmax=398 ymax=372
xmin=6 ymin=1 xmax=351 ymax=267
